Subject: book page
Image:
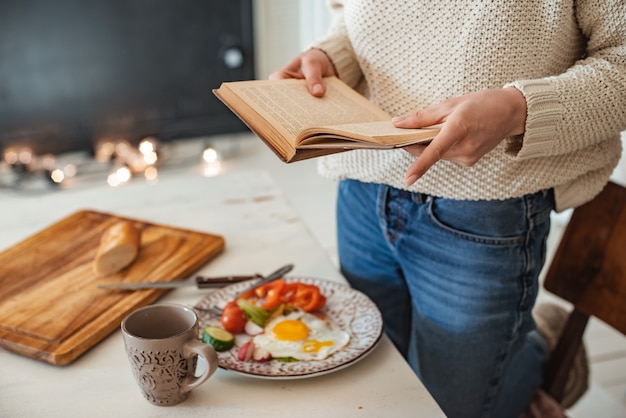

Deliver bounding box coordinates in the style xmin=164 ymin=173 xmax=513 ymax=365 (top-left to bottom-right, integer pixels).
xmin=298 ymin=121 xmax=440 ymax=148
xmin=222 ymin=78 xmax=390 ymax=144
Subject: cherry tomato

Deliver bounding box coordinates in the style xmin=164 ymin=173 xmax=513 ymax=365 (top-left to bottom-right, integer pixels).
xmin=221 ymin=301 xmax=247 ymax=334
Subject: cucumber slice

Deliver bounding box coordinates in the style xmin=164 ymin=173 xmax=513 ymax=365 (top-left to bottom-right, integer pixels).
xmin=202 ymin=326 xmax=235 ymax=352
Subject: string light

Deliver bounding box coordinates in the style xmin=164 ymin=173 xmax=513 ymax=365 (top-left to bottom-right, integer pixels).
xmin=63 ymin=163 xmax=77 ymax=177
xmin=50 ymin=169 xmax=65 ymax=184
xmin=17 ymin=148 xmax=33 ymax=165
xmin=202 ymin=147 xmax=219 ymax=163
xmin=202 ymin=146 xmax=222 ymax=177
xmin=3 ymin=148 xmax=18 ymax=165
xmin=1 ymin=135 xmax=240 ymax=190
xmin=3 ymin=146 xmax=32 ymax=166
xmin=95 ymin=140 xmax=117 ymax=163
xmin=144 ymin=166 xmax=158 ymax=182
xmin=139 ymin=137 xmax=159 ymax=165
xmin=107 ymin=165 xmax=132 ymax=187
xmin=139 ymin=137 xmax=157 ymax=154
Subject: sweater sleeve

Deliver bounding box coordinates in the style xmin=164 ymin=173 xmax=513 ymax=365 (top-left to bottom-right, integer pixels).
xmin=310 ymin=0 xmax=364 ymax=89
xmin=504 ymin=0 xmax=626 ymax=160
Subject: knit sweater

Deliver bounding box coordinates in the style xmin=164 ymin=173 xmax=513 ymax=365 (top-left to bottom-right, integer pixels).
xmin=312 ymin=0 xmax=626 ymax=211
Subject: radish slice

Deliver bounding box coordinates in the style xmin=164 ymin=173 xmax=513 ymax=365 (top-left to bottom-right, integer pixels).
xmin=237 ymin=340 xmax=255 ymax=362
xmin=244 ymin=320 xmax=264 ymax=336
xmin=253 ymin=346 xmax=271 ymax=362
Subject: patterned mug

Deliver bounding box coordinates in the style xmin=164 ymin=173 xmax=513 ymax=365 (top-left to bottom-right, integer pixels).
xmin=121 ymin=303 xmax=218 ymax=406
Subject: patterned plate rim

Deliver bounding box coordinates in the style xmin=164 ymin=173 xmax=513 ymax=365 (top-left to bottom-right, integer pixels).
xmin=194 ymin=276 xmax=384 ymax=380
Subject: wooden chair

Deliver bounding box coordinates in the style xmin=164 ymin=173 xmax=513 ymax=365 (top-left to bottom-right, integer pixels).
xmin=542 ymin=181 xmax=626 ymax=403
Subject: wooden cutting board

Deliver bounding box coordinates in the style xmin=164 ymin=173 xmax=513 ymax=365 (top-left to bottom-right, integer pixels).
xmin=0 ymin=210 xmax=225 ymax=365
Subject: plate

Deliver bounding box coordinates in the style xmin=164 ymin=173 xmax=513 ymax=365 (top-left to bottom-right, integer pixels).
xmin=194 ymin=276 xmax=383 ymax=379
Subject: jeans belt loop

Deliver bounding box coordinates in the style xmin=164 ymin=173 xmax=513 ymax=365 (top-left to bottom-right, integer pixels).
xmin=412 ymin=192 xmax=430 ymax=204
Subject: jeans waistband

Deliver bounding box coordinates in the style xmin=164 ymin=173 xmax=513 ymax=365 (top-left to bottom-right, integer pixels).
xmin=387 ymin=186 xmax=554 ymax=209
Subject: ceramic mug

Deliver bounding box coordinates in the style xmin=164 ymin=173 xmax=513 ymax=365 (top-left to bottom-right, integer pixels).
xmin=121 ymin=303 xmax=218 ymax=406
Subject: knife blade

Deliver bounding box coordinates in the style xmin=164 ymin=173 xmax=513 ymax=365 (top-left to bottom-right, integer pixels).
xmin=97 ymin=274 xmax=261 ymax=290
xmin=97 ymin=264 xmax=293 ymax=291
xmin=234 ymin=263 xmax=294 ymax=298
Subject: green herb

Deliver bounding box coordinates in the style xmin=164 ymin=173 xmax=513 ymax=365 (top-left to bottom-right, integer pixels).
xmin=274 ymin=357 xmax=299 ymax=363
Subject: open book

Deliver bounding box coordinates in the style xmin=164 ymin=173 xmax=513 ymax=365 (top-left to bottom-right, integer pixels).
xmin=213 ymin=77 xmax=440 ymax=163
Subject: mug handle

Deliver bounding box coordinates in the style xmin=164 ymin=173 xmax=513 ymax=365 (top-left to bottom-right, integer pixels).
xmin=181 ymin=340 xmax=218 ymax=392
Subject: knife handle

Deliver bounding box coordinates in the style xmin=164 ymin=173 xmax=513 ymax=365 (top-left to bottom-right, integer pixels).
xmin=194 ymin=274 xmax=261 ymax=288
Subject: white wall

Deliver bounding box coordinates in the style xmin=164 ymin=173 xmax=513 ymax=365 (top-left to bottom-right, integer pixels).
xmin=253 ymin=0 xmax=331 ymax=79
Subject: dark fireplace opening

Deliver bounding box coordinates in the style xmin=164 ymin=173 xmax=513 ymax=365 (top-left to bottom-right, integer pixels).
xmin=0 ymin=0 xmax=255 ymax=156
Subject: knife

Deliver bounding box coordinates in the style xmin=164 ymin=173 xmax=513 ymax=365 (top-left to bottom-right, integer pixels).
xmin=234 ymin=263 xmax=294 ymax=298
xmin=97 ymin=264 xmax=293 ymax=291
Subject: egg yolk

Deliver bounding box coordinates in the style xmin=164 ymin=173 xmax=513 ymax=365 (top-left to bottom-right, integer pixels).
xmin=272 ymin=319 xmax=309 ymax=341
xmin=302 ymin=340 xmax=334 ymax=353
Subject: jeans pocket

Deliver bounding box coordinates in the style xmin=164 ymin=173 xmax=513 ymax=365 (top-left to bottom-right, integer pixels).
xmin=426 ymin=197 xmax=529 ymax=246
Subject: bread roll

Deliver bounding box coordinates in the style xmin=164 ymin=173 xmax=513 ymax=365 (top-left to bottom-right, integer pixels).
xmin=94 ymin=221 xmax=141 ymax=276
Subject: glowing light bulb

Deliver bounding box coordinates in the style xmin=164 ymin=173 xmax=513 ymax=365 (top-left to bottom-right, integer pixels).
xmin=17 ymin=148 xmax=32 ymax=164
xmin=50 ymin=169 xmax=65 ymax=184
xmin=116 ymin=166 xmax=131 ymax=182
xmin=144 ymin=166 xmax=158 ymax=182
xmin=202 ymin=147 xmax=220 ymax=163
xmin=143 ymin=151 xmax=158 ymax=165
xmin=4 ymin=149 xmax=17 ymax=165
xmin=203 ymin=162 xmax=221 ymax=177
xmin=114 ymin=141 xmax=132 ymax=159
xmin=202 ymin=147 xmax=222 ymax=176
xmin=139 ymin=139 xmax=155 ymax=155
xmin=63 ymin=163 xmax=77 ymax=177
xmin=95 ymin=140 xmax=116 ymax=162
xmin=107 ymin=166 xmax=132 ymax=187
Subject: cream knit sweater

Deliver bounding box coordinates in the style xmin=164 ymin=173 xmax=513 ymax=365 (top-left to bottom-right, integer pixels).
xmin=312 ymin=0 xmax=626 ymax=211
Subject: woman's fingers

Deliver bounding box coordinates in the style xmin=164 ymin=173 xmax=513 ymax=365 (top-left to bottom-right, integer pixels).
xmin=404 ymin=123 xmax=462 ymax=186
xmin=397 ymin=89 xmax=527 ymax=186
xmin=269 ymin=48 xmax=337 ymax=97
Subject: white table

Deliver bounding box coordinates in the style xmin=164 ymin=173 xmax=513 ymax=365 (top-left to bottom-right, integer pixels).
xmin=0 ymin=165 xmax=445 ymax=417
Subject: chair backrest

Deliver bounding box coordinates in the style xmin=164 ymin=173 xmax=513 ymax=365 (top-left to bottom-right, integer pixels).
xmin=542 ymin=181 xmax=626 ymax=401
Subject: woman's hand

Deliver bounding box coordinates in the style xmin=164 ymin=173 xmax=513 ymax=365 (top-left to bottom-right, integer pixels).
xmin=395 ymin=88 xmax=527 ymax=186
xmin=269 ymin=48 xmax=337 ymax=97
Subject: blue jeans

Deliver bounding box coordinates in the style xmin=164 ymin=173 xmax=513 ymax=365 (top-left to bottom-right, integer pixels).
xmin=337 ymin=179 xmax=553 ymax=418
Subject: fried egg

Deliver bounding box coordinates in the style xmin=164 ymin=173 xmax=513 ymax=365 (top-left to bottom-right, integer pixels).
xmin=253 ymin=309 xmax=350 ymax=361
